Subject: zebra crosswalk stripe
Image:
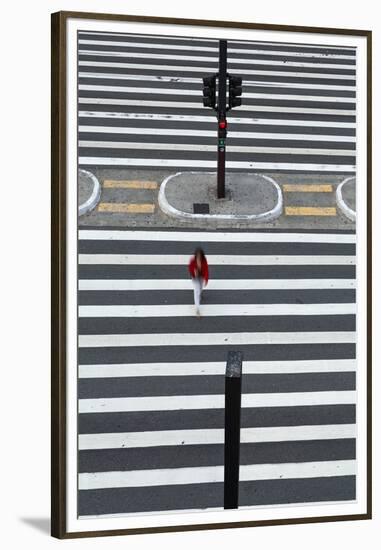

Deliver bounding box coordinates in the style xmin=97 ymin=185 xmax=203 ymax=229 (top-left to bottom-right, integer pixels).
xmin=78 ymin=359 xmax=357 ymax=378
xmin=78 ymin=30 xmax=357 ymax=174
xmin=79 ymin=125 xmax=356 ymax=142
xmin=79 ymin=425 xmax=356 ymax=450
xmin=78 ymin=331 xmax=356 ymax=348
xmin=79 ymin=111 xmax=356 ymax=128
xmin=78 ymin=86 xmax=357 ymax=102
xmin=78 ymin=97 xmax=356 ymax=113
xmin=79 ymin=303 xmax=355 ymax=318
xmin=78 ymin=359 xmax=356 ymax=378
xmin=79 ymin=278 xmax=355 ymax=290
xmin=78 ymin=39 xmax=356 ymax=60
xmin=78 ymin=49 xmax=355 ymax=69
xmin=78 ymin=229 xmax=356 ymax=242
xmin=79 ymin=391 xmax=356 ymax=414
xmin=78 ymin=253 xmax=355 ymax=265
xmin=79 ymin=71 xmax=356 ymax=91
xmin=79 ymin=460 xmax=356 ymax=490
xmin=79 ymin=60 xmax=356 ymax=80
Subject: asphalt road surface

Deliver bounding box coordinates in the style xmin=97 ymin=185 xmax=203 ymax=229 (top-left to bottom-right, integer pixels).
xmin=77 ymin=228 xmax=356 ymax=517
xmin=78 ymin=31 xmax=356 ymax=175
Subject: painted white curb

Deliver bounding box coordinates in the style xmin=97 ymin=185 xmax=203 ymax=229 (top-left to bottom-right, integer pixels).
xmin=158 ymin=171 xmax=283 ymax=222
xmin=79 ymin=169 xmax=101 ymax=216
xmin=336 ymin=176 xmax=356 ymax=222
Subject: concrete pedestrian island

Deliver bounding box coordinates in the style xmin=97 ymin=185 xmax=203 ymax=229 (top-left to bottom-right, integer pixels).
xmin=336 ymin=176 xmax=356 ymax=222
xmin=78 ymin=169 xmax=101 ymax=217
xmin=159 ymin=172 xmax=282 ymax=223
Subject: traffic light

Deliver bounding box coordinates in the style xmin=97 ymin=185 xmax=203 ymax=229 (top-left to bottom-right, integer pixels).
xmin=228 ymin=75 xmax=242 ymax=109
xmin=218 ymin=119 xmax=227 ymax=139
xmin=202 ymin=75 xmax=216 ymax=109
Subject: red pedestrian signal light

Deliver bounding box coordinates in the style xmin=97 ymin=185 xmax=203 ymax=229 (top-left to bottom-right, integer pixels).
xmin=218 ymin=119 xmax=227 ymax=138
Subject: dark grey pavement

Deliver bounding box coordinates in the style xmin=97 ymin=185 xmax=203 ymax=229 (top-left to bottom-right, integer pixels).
xmin=79 ymin=405 xmax=356 ymax=434
xmin=79 ymin=477 xmax=355 ymax=516
xmin=77 ymin=228 xmax=356 ymax=517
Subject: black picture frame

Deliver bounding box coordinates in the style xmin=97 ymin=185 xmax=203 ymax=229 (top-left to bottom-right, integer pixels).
xmin=51 ymin=10 xmax=372 ymax=539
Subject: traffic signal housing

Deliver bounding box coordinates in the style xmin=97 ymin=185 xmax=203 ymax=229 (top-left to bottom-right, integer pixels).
xmin=203 ymin=75 xmax=217 ymax=109
xmin=228 ymin=75 xmax=242 ymax=109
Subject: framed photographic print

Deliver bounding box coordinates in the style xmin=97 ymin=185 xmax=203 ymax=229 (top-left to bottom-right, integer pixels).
xmin=51 ymin=10 xmax=372 ymax=539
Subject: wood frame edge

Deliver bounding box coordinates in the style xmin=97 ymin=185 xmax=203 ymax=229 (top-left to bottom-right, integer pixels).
xmin=51 ymin=10 xmax=68 ymax=540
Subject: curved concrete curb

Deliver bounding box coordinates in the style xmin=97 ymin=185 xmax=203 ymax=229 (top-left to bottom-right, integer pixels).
xmin=79 ymin=169 xmax=101 ymax=216
xmin=158 ymin=172 xmax=283 ymax=222
xmin=336 ymin=176 xmax=356 ymax=222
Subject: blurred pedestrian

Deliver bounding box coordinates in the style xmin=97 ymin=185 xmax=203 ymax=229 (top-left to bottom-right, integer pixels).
xmin=188 ymin=247 xmax=209 ymax=317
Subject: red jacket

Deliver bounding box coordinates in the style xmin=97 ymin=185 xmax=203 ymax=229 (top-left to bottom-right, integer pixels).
xmin=188 ymin=256 xmax=209 ymax=284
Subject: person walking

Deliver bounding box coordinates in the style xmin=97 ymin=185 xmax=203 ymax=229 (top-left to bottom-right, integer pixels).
xmin=188 ymin=248 xmax=209 ymax=317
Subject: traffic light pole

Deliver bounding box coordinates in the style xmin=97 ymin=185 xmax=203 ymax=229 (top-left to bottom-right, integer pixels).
xmin=201 ymin=41 xmax=241 ymax=199
xmin=217 ymin=40 xmax=227 ymax=199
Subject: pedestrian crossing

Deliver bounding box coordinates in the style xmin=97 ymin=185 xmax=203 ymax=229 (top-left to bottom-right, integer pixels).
xmin=77 ymin=228 xmax=356 ymax=517
xmin=78 ymin=31 xmax=356 ymax=174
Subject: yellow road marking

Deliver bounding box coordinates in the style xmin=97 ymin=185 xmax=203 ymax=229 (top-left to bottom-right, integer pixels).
xmin=98 ymin=203 xmax=155 ymax=213
xmin=103 ymin=180 xmax=158 ymax=189
xmin=285 ymin=206 xmax=337 ymax=216
xmin=283 ymin=184 xmax=333 ymax=193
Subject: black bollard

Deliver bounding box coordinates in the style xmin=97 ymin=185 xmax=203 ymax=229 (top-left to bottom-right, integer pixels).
xmin=224 ymin=350 xmax=243 ymax=509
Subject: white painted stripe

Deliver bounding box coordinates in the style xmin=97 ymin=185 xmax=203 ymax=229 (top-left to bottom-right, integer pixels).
xmin=78 ymin=359 xmax=356 ymax=378
xmin=79 ymin=49 xmax=355 ymax=71
xmin=79 ymin=157 xmax=355 ymax=172
xmin=78 ymin=31 xmax=356 ymax=51
xmin=79 ymin=86 xmax=356 ymax=103
xmin=81 ymin=84 xmax=201 ymax=95
xmin=79 ymin=126 xmax=356 ymax=143
xmin=79 ymin=97 xmax=356 ymax=115
xmin=78 ymin=40 xmax=356 ymax=60
xmin=78 ymin=278 xmax=355 ymax=291
xmin=78 ymin=253 xmax=355 ymax=265
xmin=79 ymin=390 xmax=356 ymax=413
xmin=78 ymin=61 xmax=356 ymax=80
xmin=79 ymin=497 xmax=357 ymax=518
xmin=79 ymin=303 xmax=355 ymax=318
xmin=80 ymin=31 xmax=356 ymax=56
xmin=79 ymin=424 xmax=356 ymax=450
xmin=78 ymin=331 xmax=356 ymax=348
xmin=78 ymin=229 xmax=356 ymax=243
xmin=79 ymin=460 xmax=356 ymax=489
xmin=79 ymin=111 xmax=356 ymax=128
xmin=79 ymin=141 xmax=355 ymax=157
xmin=243 ymin=81 xmax=356 ymax=91
xmin=79 ymin=72 xmax=357 ymax=92
xmin=244 ymin=93 xmax=355 ymax=104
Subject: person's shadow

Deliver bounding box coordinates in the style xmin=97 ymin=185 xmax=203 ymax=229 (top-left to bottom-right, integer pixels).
xmin=20 ymin=517 xmax=50 ymax=535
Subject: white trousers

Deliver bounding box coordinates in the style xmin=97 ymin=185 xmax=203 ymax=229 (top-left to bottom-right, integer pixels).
xmin=192 ymin=277 xmax=204 ymax=308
